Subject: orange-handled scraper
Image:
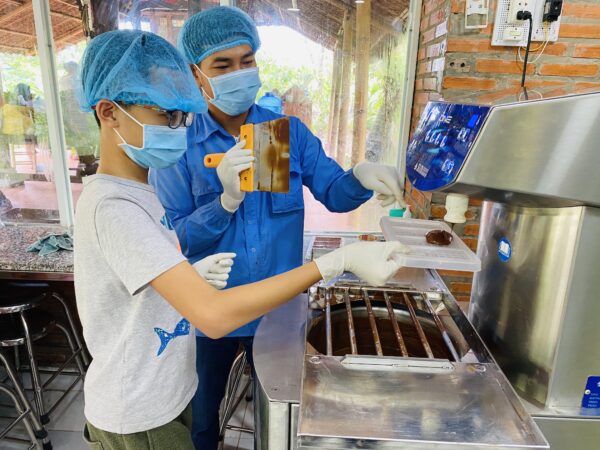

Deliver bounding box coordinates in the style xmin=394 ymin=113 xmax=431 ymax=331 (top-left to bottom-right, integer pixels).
xmin=203 ymin=123 xmax=255 ymax=192
xmin=203 ymin=117 xmax=290 ymax=193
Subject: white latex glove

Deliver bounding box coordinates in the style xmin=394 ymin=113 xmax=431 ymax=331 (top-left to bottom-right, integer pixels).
xmin=193 ymin=253 xmax=236 ymax=289
xmin=353 ymin=161 xmax=406 ymax=208
xmin=216 ymin=140 xmax=254 ymax=213
xmin=314 ymin=241 xmax=408 ymax=286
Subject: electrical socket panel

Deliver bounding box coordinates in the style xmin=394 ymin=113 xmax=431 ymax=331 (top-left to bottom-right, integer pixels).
xmin=492 ymin=0 xmax=561 ymax=47
xmin=507 ymin=0 xmax=533 ymax=23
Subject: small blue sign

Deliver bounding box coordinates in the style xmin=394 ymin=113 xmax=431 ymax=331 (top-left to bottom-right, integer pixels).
xmin=498 ymin=238 xmax=512 ymax=262
xmin=582 ymin=376 xmax=600 ymax=409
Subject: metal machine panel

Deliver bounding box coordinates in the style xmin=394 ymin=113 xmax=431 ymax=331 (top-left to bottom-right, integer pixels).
xmin=297 ymin=356 xmax=547 ymax=449
xmin=406 ymin=102 xmax=490 ymax=192
xmin=456 ymin=93 xmax=600 ymax=207
xmin=534 ymin=417 xmax=600 ymax=450
xmin=470 ymin=203 xmax=584 ymax=406
xmin=406 ymin=93 xmax=600 ymax=207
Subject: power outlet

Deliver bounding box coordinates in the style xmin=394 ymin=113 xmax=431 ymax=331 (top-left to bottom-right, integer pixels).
xmin=508 ymin=0 xmax=533 ymax=24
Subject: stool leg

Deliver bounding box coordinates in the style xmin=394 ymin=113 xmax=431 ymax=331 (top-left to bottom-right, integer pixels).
xmin=0 ymin=384 xmax=44 ymax=450
xmin=219 ymin=351 xmax=247 ymax=440
xmin=19 ymin=311 xmax=49 ymax=425
xmin=0 ymin=352 xmax=52 ymax=449
xmin=54 ymin=323 xmax=85 ymax=376
xmin=51 ymin=293 xmax=89 ymax=367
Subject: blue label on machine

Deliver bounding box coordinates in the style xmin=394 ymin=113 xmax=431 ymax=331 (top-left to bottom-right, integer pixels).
xmin=582 ymin=376 xmax=600 ymax=408
xmin=406 ymin=102 xmax=491 ymax=192
xmin=498 ymin=238 xmax=512 ymax=262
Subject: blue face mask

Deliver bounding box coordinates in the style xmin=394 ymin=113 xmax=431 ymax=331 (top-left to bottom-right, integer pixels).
xmin=197 ymin=66 xmax=262 ymax=117
xmin=113 ymin=103 xmax=188 ymax=169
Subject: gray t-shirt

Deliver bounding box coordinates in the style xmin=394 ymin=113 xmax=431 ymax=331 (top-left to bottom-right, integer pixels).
xmin=74 ymin=174 xmax=195 ymax=434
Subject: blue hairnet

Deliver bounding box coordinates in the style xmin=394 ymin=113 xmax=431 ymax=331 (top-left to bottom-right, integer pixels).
xmin=178 ymin=6 xmax=261 ymax=65
xmin=79 ymin=30 xmax=207 ymax=113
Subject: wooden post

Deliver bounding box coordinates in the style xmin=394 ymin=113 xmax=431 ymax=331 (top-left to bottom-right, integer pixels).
xmin=336 ymin=9 xmax=354 ymax=166
xmin=327 ymin=39 xmax=343 ymax=158
xmin=351 ymin=0 xmax=371 ymax=166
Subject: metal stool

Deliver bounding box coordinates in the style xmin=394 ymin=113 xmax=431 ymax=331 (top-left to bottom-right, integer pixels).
xmin=218 ymin=350 xmax=253 ymax=447
xmin=0 ymin=285 xmax=86 ymax=426
xmin=0 ymin=351 xmax=51 ymax=449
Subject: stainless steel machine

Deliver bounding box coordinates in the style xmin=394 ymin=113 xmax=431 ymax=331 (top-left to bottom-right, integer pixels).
xmin=253 ymin=92 xmax=599 ymax=449
xmin=254 ymin=268 xmax=548 ymax=449
xmin=404 ymin=92 xmax=600 ymax=449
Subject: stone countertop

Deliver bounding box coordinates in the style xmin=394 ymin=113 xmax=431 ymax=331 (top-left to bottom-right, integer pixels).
xmin=0 ymin=225 xmax=73 ymax=274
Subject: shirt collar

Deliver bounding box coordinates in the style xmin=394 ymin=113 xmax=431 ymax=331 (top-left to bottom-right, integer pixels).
xmin=193 ymin=104 xmax=262 ymax=144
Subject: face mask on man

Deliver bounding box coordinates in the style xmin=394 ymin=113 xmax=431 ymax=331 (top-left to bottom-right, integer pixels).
xmin=196 ymin=66 xmax=262 ymax=116
xmin=113 ymin=103 xmax=188 ymax=169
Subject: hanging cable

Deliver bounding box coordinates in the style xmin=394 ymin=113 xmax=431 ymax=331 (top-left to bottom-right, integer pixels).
xmin=517 ymin=11 xmax=534 ymax=100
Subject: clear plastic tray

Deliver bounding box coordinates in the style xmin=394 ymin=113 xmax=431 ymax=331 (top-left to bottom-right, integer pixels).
xmin=380 ymin=217 xmax=481 ymax=272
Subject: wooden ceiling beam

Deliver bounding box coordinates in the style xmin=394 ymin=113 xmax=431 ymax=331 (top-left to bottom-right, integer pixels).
xmin=0 ymin=26 xmax=33 ymax=38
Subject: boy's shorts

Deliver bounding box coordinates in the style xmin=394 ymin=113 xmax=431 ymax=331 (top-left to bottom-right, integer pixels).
xmin=83 ymin=403 xmax=193 ymax=450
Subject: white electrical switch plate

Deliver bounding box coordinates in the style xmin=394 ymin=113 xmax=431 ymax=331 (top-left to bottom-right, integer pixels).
xmin=492 ymin=0 xmax=561 ymax=46
xmin=508 ymin=0 xmax=532 ymax=23
xmin=503 ymin=25 xmax=525 ymax=40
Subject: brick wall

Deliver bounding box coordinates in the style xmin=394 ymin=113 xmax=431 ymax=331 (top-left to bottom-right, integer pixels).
xmin=406 ymin=0 xmax=600 ymax=300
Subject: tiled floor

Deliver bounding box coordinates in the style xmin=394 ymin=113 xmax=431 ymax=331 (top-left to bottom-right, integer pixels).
xmin=0 ymin=372 xmax=255 ymax=450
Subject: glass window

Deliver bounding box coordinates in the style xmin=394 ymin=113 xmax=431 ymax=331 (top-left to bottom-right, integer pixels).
xmin=0 ymin=5 xmax=60 ymax=224
xmin=45 ymin=0 xmax=412 ymax=232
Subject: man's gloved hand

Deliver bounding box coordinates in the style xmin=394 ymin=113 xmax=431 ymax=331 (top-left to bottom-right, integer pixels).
xmin=353 ymin=161 xmax=406 ymax=207
xmin=192 ymin=253 xmax=236 ymax=289
xmin=314 ymin=241 xmax=408 ymax=286
xmin=216 ymin=140 xmax=254 ymax=213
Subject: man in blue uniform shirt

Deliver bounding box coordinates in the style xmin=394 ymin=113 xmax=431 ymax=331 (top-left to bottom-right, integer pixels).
xmin=150 ymin=6 xmax=405 ymax=449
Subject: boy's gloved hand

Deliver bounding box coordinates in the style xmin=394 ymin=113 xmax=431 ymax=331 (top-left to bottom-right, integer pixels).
xmin=353 ymin=161 xmax=406 ymax=207
xmin=314 ymin=241 xmax=408 ymax=286
xmin=216 ymin=140 xmax=254 ymax=213
xmin=193 ymin=253 xmax=236 ymax=289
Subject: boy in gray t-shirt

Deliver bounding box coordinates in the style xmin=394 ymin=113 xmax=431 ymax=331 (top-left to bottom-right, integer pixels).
xmin=76 ymin=30 xmax=404 ymax=449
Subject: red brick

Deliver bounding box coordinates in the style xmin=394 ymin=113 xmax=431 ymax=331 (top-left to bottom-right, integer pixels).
xmin=420 ymin=16 xmax=430 ymax=32
xmin=422 ymin=28 xmax=436 ymax=44
xmin=463 ymin=224 xmax=480 ymax=237
xmin=462 ymin=238 xmax=479 ymax=252
xmin=544 ymin=88 xmax=570 ymax=98
xmin=451 ymin=282 xmax=473 ymax=293
xmin=414 ymin=92 xmax=431 ymax=105
xmin=539 ymin=63 xmax=599 ymax=77
xmin=451 ymin=0 xmax=465 ymax=14
xmin=563 ymin=3 xmax=600 ymax=19
xmin=542 ymin=43 xmax=569 ymax=57
xmin=464 ymin=209 xmax=476 ymax=220
xmin=560 ymin=24 xmax=600 ymax=39
xmin=418 ymin=48 xmax=426 ymax=61
xmin=443 ymin=77 xmax=496 ymax=90
xmin=427 ymin=43 xmax=441 ymax=58
xmin=431 ymin=204 xmax=446 ymax=219
xmin=574 ymin=44 xmax=600 ymax=59
xmin=469 ymin=198 xmax=483 ymax=207
xmin=438 ymin=269 xmax=474 ymax=277
xmin=415 ymin=78 xmax=424 ymax=91
xmin=423 ymin=77 xmax=438 ymax=91
xmin=418 ymin=61 xmax=433 ymax=75
xmin=508 ymin=79 xmax=566 ymax=88
xmin=447 ymin=38 xmax=495 ymax=53
xmin=430 ymin=9 xmax=447 ymax=27
xmin=455 ymin=295 xmax=472 ymax=303
xmin=575 ymin=82 xmax=600 ymax=92
xmin=411 ymin=188 xmax=426 ymax=209
xmin=477 ymin=87 xmax=522 ymax=104
xmin=476 ymin=59 xmax=535 ymax=75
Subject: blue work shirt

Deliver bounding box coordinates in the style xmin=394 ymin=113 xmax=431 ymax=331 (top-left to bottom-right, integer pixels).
xmin=149 ymin=105 xmax=372 ymax=336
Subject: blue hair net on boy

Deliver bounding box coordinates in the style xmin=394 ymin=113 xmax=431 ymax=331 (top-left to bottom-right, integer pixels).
xmin=79 ymin=30 xmax=206 ymax=113
xmin=177 ymin=6 xmax=260 ymax=65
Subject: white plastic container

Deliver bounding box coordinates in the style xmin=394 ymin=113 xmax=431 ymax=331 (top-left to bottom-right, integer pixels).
xmin=380 ymin=217 xmax=481 ymax=272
